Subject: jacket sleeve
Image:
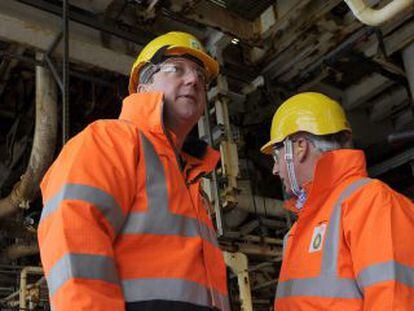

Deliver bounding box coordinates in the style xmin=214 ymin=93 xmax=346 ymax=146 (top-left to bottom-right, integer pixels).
xmin=38 ymin=121 xmax=139 ymax=311
xmin=343 ymin=180 xmax=414 ymax=310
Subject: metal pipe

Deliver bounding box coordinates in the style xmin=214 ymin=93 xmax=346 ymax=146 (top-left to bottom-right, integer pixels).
xmin=19 ymin=267 xmax=43 ymax=310
xmin=0 ymin=53 xmax=58 ymax=219
xmin=223 ymin=194 xmax=286 ymax=229
xmin=285 ymin=26 xmax=375 ymax=90
xmin=1 ymin=243 xmax=39 ymax=263
xmin=344 ymin=0 xmax=414 ymax=26
xmin=402 ymin=40 xmax=414 ymax=98
xmin=236 ymin=194 xmax=286 ymax=218
xmin=204 ymin=101 xmax=224 ymax=236
xmin=388 ymin=130 xmax=414 ymax=143
xmin=63 ymin=0 xmax=70 ymax=144
xmin=223 ymin=207 xmax=249 ymax=229
xmin=223 ymin=252 xmax=253 ymax=311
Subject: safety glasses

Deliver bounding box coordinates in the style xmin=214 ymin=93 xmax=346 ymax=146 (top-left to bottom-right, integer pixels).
xmin=158 ymin=61 xmax=207 ymax=85
xmin=271 ymin=143 xmax=284 ymax=164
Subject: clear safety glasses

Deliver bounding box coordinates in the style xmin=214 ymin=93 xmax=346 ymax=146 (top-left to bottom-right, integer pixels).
xmin=157 ymin=61 xmax=207 ymax=85
xmin=271 ymin=143 xmax=283 ymax=164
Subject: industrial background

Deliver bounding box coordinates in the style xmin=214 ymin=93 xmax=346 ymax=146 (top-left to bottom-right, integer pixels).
xmin=0 ymin=0 xmax=413 ymax=310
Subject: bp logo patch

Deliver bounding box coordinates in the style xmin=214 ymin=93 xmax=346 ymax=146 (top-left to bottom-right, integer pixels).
xmin=309 ymin=223 xmax=327 ymax=253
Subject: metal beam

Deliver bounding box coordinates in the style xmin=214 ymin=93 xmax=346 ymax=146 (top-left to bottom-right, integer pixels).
xmin=343 ymin=73 xmax=394 ymax=110
xmin=370 ymin=87 xmax=408 ymax=122
xmin=369 ymin=148 xmax=414 ymax=176
xmin=0 ymin=0 xmax=135 ymax=75
xmin=16 ymin=0 xmax=153 ymax=45
xmin=170 ymin=0 xmax=258 ymax=44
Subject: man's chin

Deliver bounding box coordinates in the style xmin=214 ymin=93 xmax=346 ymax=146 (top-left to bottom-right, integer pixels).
xmin=281 ymin=182 xmax=294 ymax=198
xmin=176 ymin=96 xmax=197 ymax=106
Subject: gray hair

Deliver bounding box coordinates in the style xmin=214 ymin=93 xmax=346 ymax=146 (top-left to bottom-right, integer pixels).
xmin=138 ymin=63 xmax=159 ymax=85
xmin=294 ymin=131 xmax=353 ymax=153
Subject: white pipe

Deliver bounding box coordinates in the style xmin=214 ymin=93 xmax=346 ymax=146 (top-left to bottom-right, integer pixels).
xmin=344 ymin=0 xmax=414 ymax=26
xmin=223 ymin=252 xmax=253 ymax=311
xmin=0 ymin=53 xmax=57 ymax=219
xmin=19 ymin=267 xmax=43 ymax=310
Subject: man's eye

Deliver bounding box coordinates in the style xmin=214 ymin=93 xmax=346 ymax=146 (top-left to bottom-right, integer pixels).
xmin=172 ymin=64 xmax=186 ymax=72
xmin=161 ymin=65 xmax=179 ymax=73
xmin=195 ymin=69 xmax=206 ymax=82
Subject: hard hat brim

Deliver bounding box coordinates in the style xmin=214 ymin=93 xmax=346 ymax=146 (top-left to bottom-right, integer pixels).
xmin=260 ymin=138 xmax=280 ymax=155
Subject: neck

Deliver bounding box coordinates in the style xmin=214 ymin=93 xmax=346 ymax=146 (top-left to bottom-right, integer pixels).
xmin=164 ymin=118 xmax=192 ymax=153
xmin=163 ymin=106 xmax=198 ymax=152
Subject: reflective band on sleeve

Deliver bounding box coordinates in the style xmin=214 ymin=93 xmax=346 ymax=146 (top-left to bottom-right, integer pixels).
xmin=122 ymin=278 xmax=230 ymax=311
xmin=47 ymin=253 xmax=120 ymax=296
xmin=276 ymin=275 xmax=362 ymax=298
xmin=40 ymin=184 xmax=124 ymax=233
xmin=357 ymin=260 xmax=414 ymax=289
xmin=277 ymin=178 xmax=372 ymax=299
xmin=121 ymin=132 xmax=219 ymax=247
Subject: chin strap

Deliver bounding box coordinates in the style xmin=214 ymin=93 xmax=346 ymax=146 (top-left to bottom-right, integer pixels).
xmin=284 ymin=138 xmax=307 ymax=209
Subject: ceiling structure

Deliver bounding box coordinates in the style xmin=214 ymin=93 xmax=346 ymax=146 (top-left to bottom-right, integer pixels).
xmin=0 ymin=0 xmax=413 ymax=309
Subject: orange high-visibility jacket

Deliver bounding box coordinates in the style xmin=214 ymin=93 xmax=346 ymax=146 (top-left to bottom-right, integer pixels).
xmin=38 ymin=92 xmax=230 ymax=311
xmin=276 ymin=149 xmax=414 ymax=310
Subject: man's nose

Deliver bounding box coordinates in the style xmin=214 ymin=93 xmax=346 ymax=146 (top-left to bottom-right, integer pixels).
xmin=183 ymin=69 xmax=201 ymax=85
xmin=272 ymin=161 xmax=280 ymax=176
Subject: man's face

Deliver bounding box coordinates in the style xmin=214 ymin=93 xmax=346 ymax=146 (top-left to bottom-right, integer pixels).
xmin=143 ymin=57 xmax=207 ymax=129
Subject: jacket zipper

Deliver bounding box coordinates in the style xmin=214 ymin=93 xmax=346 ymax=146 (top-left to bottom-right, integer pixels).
xmin=159 ymin=100 xmax=218 ymax=309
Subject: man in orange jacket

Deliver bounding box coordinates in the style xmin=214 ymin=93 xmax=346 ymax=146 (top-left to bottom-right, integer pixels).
xmin=261 ymin=92 xmax=414 ymax=310
xmin=38 ymin=32 xmax=230 ymax=311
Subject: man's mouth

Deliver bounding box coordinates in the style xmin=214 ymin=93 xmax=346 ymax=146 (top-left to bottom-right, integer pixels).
xmin=178 ymin=94 xmax=196 ymax=102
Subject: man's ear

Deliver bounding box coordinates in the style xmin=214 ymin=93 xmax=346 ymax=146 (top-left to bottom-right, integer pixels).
xmin=136 ymin=83 xmax=150 ymax=93
xmin=295 ymin=137 xmax=309 ymax=163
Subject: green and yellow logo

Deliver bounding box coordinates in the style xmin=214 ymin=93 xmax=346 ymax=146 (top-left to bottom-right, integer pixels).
xmin=313 ymin=233 xmax=322 ymax=250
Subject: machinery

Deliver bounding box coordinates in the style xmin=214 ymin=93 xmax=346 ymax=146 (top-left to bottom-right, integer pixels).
xmin=0 ymin=0 xmax=413 ymax=309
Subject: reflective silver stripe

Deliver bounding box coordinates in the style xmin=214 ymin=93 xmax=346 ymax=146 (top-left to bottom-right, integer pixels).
xmin=40 ymin=183 xmax=124 ymax=233
xmin=277 ymin=178 xmax=372 ymax=299
xmin=122 ymin=213 xmax=218 ymax=247
xmin=211 ymin=286 xmax=231 ymax=311
xmin=357 ymin=260 xmax=414 ymax=289
xmin=47 ymin=253 xmax=119 ymax=296
xmin=121 ymin=132 xmax=219 ymax=247
xmin=121 ymin=133 xmax=226 ymax=309
xmin=282 ymin=229 xmax=291 ymax=258
xmin=321 ymin=178 xmax=372 ymax=275
xmin=277 ymin=275 xmax=362 ymax=298
xmin=122 ymin=278 xmax=230 ymax=311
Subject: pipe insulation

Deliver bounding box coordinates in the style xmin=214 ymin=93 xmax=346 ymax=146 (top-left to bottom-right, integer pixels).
xmin=344 ymin=0 xmax=414 ymax=26
xmin=0 ymin=53 xmax=57 ymax=219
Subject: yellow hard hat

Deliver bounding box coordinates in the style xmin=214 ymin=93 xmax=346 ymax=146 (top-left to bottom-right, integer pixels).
xmin=128 ymin=31 xmax=219 ymax=94
xmin=261 ymin=92 xmax=351 ymax=154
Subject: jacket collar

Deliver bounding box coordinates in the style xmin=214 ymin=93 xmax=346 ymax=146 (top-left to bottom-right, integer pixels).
xmin=119 ymin=92 xmax=220 ymax=175
xmin=119 ymin=92 xmax=165 ymax=134
xmin=285 ymin=149 xmax=368 ymax=215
